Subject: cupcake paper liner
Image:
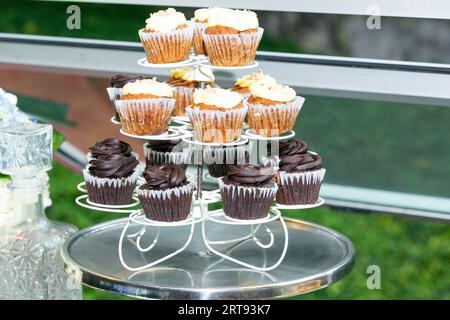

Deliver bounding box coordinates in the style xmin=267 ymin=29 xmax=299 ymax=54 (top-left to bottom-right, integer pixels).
xmin=219 ymin=178 xmax=278 ymax=220
xmin=114 ymin=97 xmax=174 ymax=135
xmin=172 ymin=86 xmax=195 ymax=116
xmin=204 ymin=145 xmax=247 ymax=177
xmin=106 ymin=87 xmax=123 ymax=122
xmin=193 ymin=21 xmax=207 ymax=55
xmin=246 ymin=96 xmax=305 ymax=137
xmin=83 ymin=167 xmax=141 ymax=205
xmin=186 ymin=105 xmax=247 ymax=143
xmin=138 ymin=181 xmax=195 ymax=222
xmin=276 ymin=168 xmax=326 ymax=205
xmin=202 ymin=28 xmax=264 ymax=66
xmin=144 ymin=144 xmax=192 ymax=167
xmin=138 ymin=26 xmax=193 ymax=64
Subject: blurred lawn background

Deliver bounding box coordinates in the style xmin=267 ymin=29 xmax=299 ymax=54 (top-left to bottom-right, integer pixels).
xmin=1 ymin=1 xmax=449 ymax=299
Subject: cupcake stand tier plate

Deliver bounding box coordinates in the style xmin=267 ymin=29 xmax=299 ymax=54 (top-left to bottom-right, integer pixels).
xmin=61 ymin=216 xmax=354 ymax=300
xmin=67 ymin=46 xmax=355 ymax=299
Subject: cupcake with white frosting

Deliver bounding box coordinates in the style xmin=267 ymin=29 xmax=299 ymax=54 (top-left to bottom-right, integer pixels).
xmin=202 ymin=9 xmax=263 ymax=66
xmin=232 ymin=69 xmax=276 ymax=96
xmin=114 ymin=78 xmax=175 ymax=135
xmin=186 ymin=87 xmax=247 ymax=143
xmin=246 ymin=80 xmax=305 ymax=137
xmin=139 ymin=8 xmax=193 ymax=64
xmin=192 ymin=7 xmax=232 ymax=56
xmin=167 ymin=67 xmax=215 ymax=116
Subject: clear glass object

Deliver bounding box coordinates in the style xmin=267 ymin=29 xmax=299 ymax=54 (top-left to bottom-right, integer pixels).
xmin=0 ymin=123 xmax=82 ymax=300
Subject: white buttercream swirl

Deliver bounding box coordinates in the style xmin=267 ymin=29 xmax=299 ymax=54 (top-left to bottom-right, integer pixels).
xmin=194 ymin=7 xmax=233 ymax=23
xmin=207 ymin=9 xmax=258 ymax=31
xmin=145 ymin=8 xmax=187 ymax=32
xmin=123 ymin=78 xmax=174 ymax=97
xmin=193 ymin=87 xmax=242 ymax=109
xmin=235 ymin=69 xmax=277 ymax=88
xmin=249 ymin=81 xmax=296 ymax=102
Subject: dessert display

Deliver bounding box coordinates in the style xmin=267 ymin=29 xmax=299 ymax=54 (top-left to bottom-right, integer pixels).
xmin=275 ymin=139 xmax=326 ymax=205
xmin=137 ymin=165 xmax=195 ymax=222
xmin=83 ymin=141 xmax=140 ymax=205
xmin=139 ymin=8 xmax=194 ymax=64
xmin=167 ymin=67 xmax=214 ymax=116
xmin=246 ymin=80 xmax=305 ymax=137
xmin=202 ymin=9 xmax=263 ymax=66
xmin=232 ymin=69 xmax=276 ymax=96
xmin=219 ymin=164 xmax=278 ymax=220
xmin=204 ymin=144 xmax=248 ymax=177
xmin=186 ymin=87 xmax=246 ymax=143
xmin=144 ymin=139 xmax=191 ymax=168
xmin=114 ymin=78 xmax=175 ymax=135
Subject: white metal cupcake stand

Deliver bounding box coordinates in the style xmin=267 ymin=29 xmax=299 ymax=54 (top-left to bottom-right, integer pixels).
xmin=75 ymin=55 xmax=324 ymax=273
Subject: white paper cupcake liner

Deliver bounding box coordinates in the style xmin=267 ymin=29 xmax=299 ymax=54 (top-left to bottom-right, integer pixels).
xmin=193 ymin=21 xmax=207 ymax=55
xmin=202 ymin=27 xmax=264 ymax=66
xmin=277 ymin=168 xmax=326 ymax=205
xmin=172 ymin=86 xmax=195 ymax=116
xmin=138 ymin=25 xmax=194 ymax=64
xmin=186 ymin=105 xmax=247 ymax=143
xmin=246 ymin=96 xmax=305 ymax=137
xmin=203 ymin=145 xmax=247 ymax=165
xmin=106 ymin=87 xmax=123 ymax=101
xmin=144 ymin=147 xmax=192 ymax=166
xmin=219 ymin=178 xmax=278 ymax=220
xmin=114 ymin=97 xmax=174 ymax=135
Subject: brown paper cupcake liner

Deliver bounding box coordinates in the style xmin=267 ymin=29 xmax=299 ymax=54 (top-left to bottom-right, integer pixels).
xmin=138 ymin=182 xmax=195 ymax=222
xmin=246 ymin=96 xmax=305 ymax=137
xmin=193 ymin=21 xmax=207 ymax=56
xmin=202 ymin=28 xmax=264 ymax=66
xmin=83 ymin=167 xmax=141 ymax=205
xmin=114 ymin=98 xmax=174 ymax=135
xmin=172 ymin=86 xmax=194 ymax=116
xmin=276 ymin=168 xmax=326 ymax=205
xmin=186 ymin=106 xmax=247 ymax=143
xmin=144 ymin=143 xmax=192 ymax=167
xmin=219 ymin=178 xmax=278 ymax=220
xmin=138 ymin=26 xmax=193 ymax=64
xmin=204 ymin=145 xmax=248 ymax=177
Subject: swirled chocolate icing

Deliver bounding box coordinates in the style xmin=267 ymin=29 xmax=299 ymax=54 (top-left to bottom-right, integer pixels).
xmin=110 ymin=74 xmax=151 ymax=88
xmin=142 ymin=165 xmax=187 ymax=189
xmin=279 ymin=153 xmax=322 ymax=172
xmin=89 ymin=154 xmax=139 ymax=178
xmin=146 ymin=140 xmax=182 ymax=152
xmin=279 ymin=139 xmax=307 ymax=157
xmin=224 ymin=164 xmax=275 ymax=186
xmin=90 ymin=138 xmax=132 ymax=158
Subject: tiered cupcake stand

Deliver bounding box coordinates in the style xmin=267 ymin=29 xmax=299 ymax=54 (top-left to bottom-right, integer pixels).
xmin=62 ymin=54 xmax=355 ymax=300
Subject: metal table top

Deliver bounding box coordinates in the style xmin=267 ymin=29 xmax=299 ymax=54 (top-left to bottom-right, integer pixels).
xmin=61 ymin=217 xmax=355 ymax=300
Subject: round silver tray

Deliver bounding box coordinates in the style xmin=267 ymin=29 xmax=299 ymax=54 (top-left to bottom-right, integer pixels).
xmin=61 ymin=217 xmax=355 ymax=300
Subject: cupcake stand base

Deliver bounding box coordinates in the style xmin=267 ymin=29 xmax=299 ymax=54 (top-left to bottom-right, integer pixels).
xmin=61 ymin=214 xmax=355 ymax=300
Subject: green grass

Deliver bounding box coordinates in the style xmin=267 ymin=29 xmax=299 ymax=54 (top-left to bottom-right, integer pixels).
xmin=47 ymin=162 xmax=450 ymax=300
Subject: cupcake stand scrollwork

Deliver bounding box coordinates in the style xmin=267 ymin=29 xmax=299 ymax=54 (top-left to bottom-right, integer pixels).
xmin=66 ymin=49 xmax=355 ymax=299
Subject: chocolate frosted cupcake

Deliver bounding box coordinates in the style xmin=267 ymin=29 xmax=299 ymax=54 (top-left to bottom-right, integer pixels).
xmin=144 ymin=139 xmax=191 ymax=168
xmin=87 ymin=137 xmax=133 ymax=161
xmin=139 ymin=8 xmax=193 ymax=64
xmin=204 ymin=144 xmax=248 ymax=177
xmin=114 ymin=78 xmax=175 ymax=135
xmin=264 ymin=139 xmax=308 ymax=167
xmin=83 ymin=153 xmax=140 ymax=205
xmin=219 ymin=164 xmax=277 ymax=220
xmin=202 ymin=9 xmax=263 ymax=66
xmin=138 ymin=165 xmax=195 ymax=222
xmin=186 ymin=87 xmax=246 ymax=143
xmin=246 ymin=80 xmax=304 ymax=137
xmin=276 ymin=151 xmax=326 ymax=205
